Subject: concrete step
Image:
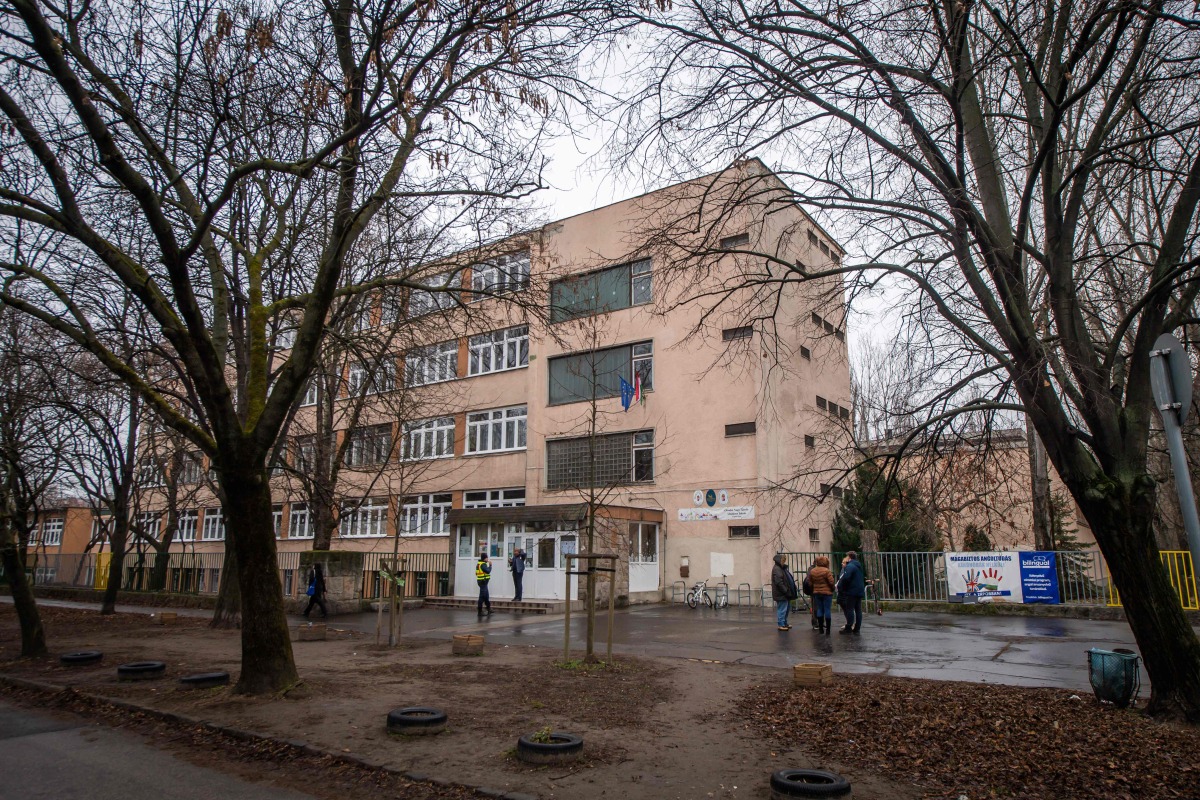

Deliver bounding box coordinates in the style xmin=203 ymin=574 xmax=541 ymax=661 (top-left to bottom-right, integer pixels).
xmin=423 ymin=596 xmax=563 ymax=614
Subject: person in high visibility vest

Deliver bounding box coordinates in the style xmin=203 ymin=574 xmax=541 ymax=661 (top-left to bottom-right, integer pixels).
xmin=476 ymin=552 xmax=492 ymax=615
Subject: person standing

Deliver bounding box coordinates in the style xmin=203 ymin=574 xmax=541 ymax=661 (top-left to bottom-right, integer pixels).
xmin=807 ymin=555 xmax=837 ymax=634
xmin=838 ymin=550 xmax=866 ymax=633
xmin=770 ymin=553 xmax=799 ymax=631
xmin=476 ymin=551 xmax=493 ymax=615
xmin=510 ymin=547 xmax=527 ymax=601
xmin=303 ymin=563 xmax=328 ymax=620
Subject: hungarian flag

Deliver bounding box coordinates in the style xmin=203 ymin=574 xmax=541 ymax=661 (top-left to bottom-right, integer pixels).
xmin=633 ymin=372 xmax=643 ymax=405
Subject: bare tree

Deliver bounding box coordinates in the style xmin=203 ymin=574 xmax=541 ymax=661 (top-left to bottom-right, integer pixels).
xmin=617 ymin=0 xmax=1200 ymax=719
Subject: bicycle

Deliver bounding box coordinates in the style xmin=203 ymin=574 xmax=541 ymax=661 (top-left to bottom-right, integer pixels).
xmin=685 ymin=579 xmax=713 ymax=608
xmin=714 ymin=574 xmax=731 ymax=609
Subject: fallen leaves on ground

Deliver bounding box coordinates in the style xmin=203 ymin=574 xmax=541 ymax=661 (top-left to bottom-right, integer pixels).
xmin=740 ymin=674 xmax=1200 ymax=799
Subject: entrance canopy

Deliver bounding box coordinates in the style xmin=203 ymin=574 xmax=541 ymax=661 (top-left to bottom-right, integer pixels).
xmin=448 ymin=504 xmax=588 ymax=527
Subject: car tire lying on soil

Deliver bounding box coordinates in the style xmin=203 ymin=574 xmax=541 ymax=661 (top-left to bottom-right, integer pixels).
xmin=60 ymin=650 xmax=103 ymax=667
xmin=769 ymin=769 xmax=851 ymax=799
xmin=516 ymin=732 xmax=584 ymax=765
xmin=117 ymin=661 xmax=167 ymax=681
xmin=179 ymin=671 xmax=230 ymax=689
xmin=386 ymin=707 xmax=448 ymax=736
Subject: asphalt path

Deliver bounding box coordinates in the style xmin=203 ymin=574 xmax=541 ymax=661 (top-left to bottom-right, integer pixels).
xmin=0 ymin=700 xmax=317 ymax=800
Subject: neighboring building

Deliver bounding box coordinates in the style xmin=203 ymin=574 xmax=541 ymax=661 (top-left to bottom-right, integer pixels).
xmin=137 ymin=161 xmax=853 ymax=602
xmin=27 ymin=498 xmax=105 ymax=586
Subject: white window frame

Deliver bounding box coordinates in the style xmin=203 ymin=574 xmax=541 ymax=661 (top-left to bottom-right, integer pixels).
xmin=347 ymin=360 xmax=396 ymax=397
xmin=340 ymin=498 xmax=389 ymax=538
xmin=631 ymin=258 xmax=652 ymax=305
xmin=470 ymin=251 xmax=530 ymax=296
xmin=405 ymin=341 xmax=458 ymax=387
xmin=201 ymin=507 xmax=225 ymax=541
xmin=289 ymin=503 xmax=314 ymax=539
xmin=630 ymin=522 xmax=658 ymax=563
xmin=408 ymin=272 xmax=457 ymax=317
xmin=179 ymin=452 xmax=205 ymax=485
xmin=299 ymin=379 xmax=319 ymax=407
xmin=344 ymin=424 xmax=392 ymax=467
xmin=463 ymin=488 xmax=526 ymax=508
xmin=138 ymin=457 xmax=164 ymax=487
xmin=403 ymin=416 xmax=455 ymax=460
xmin=137 ymin=511 xmax=161 ymax=540
xmin=468 ymin=325 xmax=529 ymax=376
xmin=633 ymin=430 xmax=655 ymax=482
xmin=41 ymin=518 xmax=63 ymax=546
xmin=466 ymin=405 xmax=527 ymax=454
xmin=273 ymin=505 xmax=283 ymax=539
xmin=399 ymin=493 xmax=453 ymax=536
xmin=178 ymin=509 xmax=198 ymax=542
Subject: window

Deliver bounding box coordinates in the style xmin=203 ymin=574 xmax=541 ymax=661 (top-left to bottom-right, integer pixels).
xmin=41 ymin=518 xmax=63 ymax=546
xmin=289 ymin=503 xmax=313 ymax=539
xmin=811 ymin=311 xmax=845 ymax=341
xmin=273 ymin=505 xmax=283 ymax=539
xmin=466 ymin=405 xmax=527 ymax=454
xmin=809 ymin=527 xmax=820 ymax=544
xmin=137 ymin=457 xmax=164 ymax=487
xmin=347 ymin=360 xmax=396 ymax=397
xmin=832 ymin=486 xmax=844 ymax=498
xmin=463 ymin=488 xmax=526 ymax=508
xmin=725 ymin=422 xmax=756 ymax=437
xmin=178 ymin=509 xmax=198 ymax=542
xmin=400 ymin=493 xmax=452 ymax=536
xmin=276 ymin=325 xmax=297 ymax=349
xmin=341 ymin=498 xmax=388 ymax=538
xmin=808 ymin=230 xmax=819 ymax=247
xmin=344 ymin=424 xmax=392 ymax=467
xmin=468 ymin=325 xmax=529 ymax=376
xmin=549 ymin=258 xmax=652 ymax=323
xmin=629 ymin=523 xmax=657 ymax=562
xmin=201 ymin=507 xmax=224 ymax=541
xmin=137 ymin=511 xmax=161 ymax=540
xmin=729 ymin=525 xmax=760 ymax=539
xmin=548 ymin=341 xmax=653 ymax=405
xmin=408 ymin=271 xmax=458 ymax=317
xmin=820 ymin=241 xmax=830 ymax=256
xmin=405 ymin=341 xmax=458 ymax=387
xmin=294 ymin=435 xmax=317 ymax=472
xmin=804 ymin=435 xmax=816 ymax=449
xmin=403 ymin=416 xmax=455 ymax=460
xmin=179 ymin=452 xmax=205 ymax=485
xmin=471 ymin=251 xmax=530 ymax=296
xmin=546 ymin=429 xmax=654 ymax=490
xmin=839 ymin=406 xmax=850 ymax=421
xmin=816 ymin=396 xmax=827 ymax=410
xmin=800 ymin=346 xmax=811 ymax=360
xmin=719 ymin=232 xmax=750 ymax=249
xmin=723 ymin=326 xmax=753 ymax=341
xmin=299 ymin=379 xmax=319 ymax=407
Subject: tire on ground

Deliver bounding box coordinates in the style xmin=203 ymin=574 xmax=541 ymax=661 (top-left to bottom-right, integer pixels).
xmin=516 ymin=732 xmax=584 ymax=764
xmin=117 ymin=661 xmax=167 ymax=681
xmin=60 ymin=650 xmax=103 ymax=666
xmin=769 ymin=768 xmax=852 ymax=799
xmin=179 ymin=671 xmax=230 ymax=689
xmin=386 ymin=707 xmax=448 ymax=735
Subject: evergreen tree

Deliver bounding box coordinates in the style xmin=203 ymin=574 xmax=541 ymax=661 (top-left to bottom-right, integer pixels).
xmin=831 ymin=461 xmax=942 ymax=552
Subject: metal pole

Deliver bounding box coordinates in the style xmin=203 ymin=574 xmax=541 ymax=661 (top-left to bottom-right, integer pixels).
xmin=563 ymin=554 xmax=572 ymax=663
xmin=607 ymin=557 xmax=615 ymax=663
xmin=1151 ymin=347 xmax=1200 ymax=575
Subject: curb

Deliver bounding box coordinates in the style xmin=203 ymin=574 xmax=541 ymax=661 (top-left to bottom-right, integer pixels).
xmin=0 ymin=674 xmax=537 ymax=800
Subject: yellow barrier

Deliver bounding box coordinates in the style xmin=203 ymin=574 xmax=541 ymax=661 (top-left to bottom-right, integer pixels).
xmin=94 ymin=552 xmax=110 ymax=590
xmin=1107 ymin=550 xmax=1199 ymax=610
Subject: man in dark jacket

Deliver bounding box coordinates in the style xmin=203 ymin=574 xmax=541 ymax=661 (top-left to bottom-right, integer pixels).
xmin=510 ymin=547 xmax=527 ymax=601
xmin=303 ymin=563 xmax=328 ymax=620
xmin=476 ymin=552 xmax=493 ymax=615
xmin=770 ymin=553 xmax=799 ymax=631
xmin=838 ymin=550 xmax=866 ymax=634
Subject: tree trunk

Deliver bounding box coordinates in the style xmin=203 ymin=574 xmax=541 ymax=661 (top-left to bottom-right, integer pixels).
xmin=0 ymin=525 xmax=46 ymax=657
xmin=1026 ymin=420 xmax=1053 ymax=551
xmin=211 ymin=542 xmax=241 ymax=629
xmin=312 ymin=495 xmax=336 ymax=552
xmin=1078 ymin=475 xmax=1200 ymax=722
xmin=222 ymin=464 xmax=298 ymax=694
xmin=149 ymin=543 xmax=171 ymax=592
xmin=101 ymin=514 xmax=130 ymax=615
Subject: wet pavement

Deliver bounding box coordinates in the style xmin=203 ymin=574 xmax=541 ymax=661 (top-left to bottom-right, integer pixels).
xmin=8 ymin=596 xmax=1169 ymax=692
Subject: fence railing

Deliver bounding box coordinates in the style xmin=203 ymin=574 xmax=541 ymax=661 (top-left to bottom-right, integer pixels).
xmin=1107 ymin=550 xmax=1198 ymax=611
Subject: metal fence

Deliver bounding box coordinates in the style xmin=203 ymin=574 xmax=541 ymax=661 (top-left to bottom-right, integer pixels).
xmin=1107 ymin=550 xmax=1199 ymax=611
xmin=360 ymin=552 xmax=450 ymax=599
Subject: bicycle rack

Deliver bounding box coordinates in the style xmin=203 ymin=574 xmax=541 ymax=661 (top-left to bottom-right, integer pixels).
xmin=736 ymin=583 xmax=752 ymax=606
xmin=671 ymin=580 xmax=687 ymax=603
xmin=760 ymin=585 xmax=771 ymax=606
xmin=715 ymin=581 xmax=730 ymax=607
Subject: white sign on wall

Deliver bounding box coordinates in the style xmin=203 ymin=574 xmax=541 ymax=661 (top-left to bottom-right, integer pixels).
xmin=677 ymin=506 xmax=756 ymax=522
xmin=711 ymin=552 xmax=735 ymax=578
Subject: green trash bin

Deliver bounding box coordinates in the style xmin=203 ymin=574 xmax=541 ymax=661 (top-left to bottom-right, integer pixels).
xmin=1087 ymin=648 xmax=1141 ymax=708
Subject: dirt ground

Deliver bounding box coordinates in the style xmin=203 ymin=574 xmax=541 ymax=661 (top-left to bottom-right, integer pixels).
xmin=1 ymin=605 xmax=1195 ymax=800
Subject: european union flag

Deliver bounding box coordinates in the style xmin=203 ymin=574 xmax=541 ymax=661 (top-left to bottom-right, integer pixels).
xmin=619 ymin=376 xmax=634 ymax=411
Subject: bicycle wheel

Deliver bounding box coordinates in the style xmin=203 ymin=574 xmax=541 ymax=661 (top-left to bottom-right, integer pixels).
xmin=686 ymin=591 xmax=699 ymax=609
xmin=703 ymin=590 xmax=714 ymax=608
xmin=716 ymin=593 xmax=729 ymax=609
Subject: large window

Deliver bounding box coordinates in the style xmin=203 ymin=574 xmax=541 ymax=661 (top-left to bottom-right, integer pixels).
xmin=405 ymin=341 xmax=458 ymax=387
xmin=178 ymin=509 xmax=198 ymax=542
xmin=137 ymin=456 xmax=164 ymax=487
xmin=41 ymin=518 xmax=63 ymax=546
xmin=408 ymin=272 xmax=458 ymax=317
xmin=347 ymin=360 xmax=396 ymax=397
xmin=400 ymin=493 xmax=452 ymax=536
xmin=344 ymin=424 xmax=392 ymax=467
xmin=293 ymin=435 xmax=317 ymax=472
xmin=466 ymin=405 xmax=527 ymax=454
xmin=341 ymin=498 xmax=388 ymax=538
xmin=546 ymin=429 xmax=654 ymax=490
xmin=471 ymin=252 xmax=530 ymax=296
xmin=201 ymin=507 xmax=224 ymax=541
xmin=463 ymin=488 xmax=526 ymax=508
xmin=548 ymin=341 xmax=653 ymax=405
xmin=468 ymin=325 xmax=529 ymax=376
xmin=178 ymin=452 xmax=205 ymax=485
xmin=137 ymin=511 xmax=161 ymax=540
xmin=629 ymin=523 xmax=657 ymax=563
xmin=289 ymin=503 xmax=314 ymax=539
xmin=403 ymin=416 xmax=455 ymax=460
xmin=549 ymin=258 xmax=652 ymax=323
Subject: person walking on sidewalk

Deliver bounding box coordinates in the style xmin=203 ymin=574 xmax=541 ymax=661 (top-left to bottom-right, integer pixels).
xmin=510 ymin=547 xmax=527 ymax=601
xmin=476 ymin=551 xmax=493 ymax=615
xmin=837 ymin=551 xmax=866 ymax=633
xmin=770 ymin=553 xmax=799 ymax=631
xmin=808 ymin=555 xmax=837 ymax=634
xmin=303 ymin=563 xmax=328 ymax=620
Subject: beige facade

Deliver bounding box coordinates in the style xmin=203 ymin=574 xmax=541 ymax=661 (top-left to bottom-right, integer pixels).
xmin=140 ymin=161 xmax=853 ymax=600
